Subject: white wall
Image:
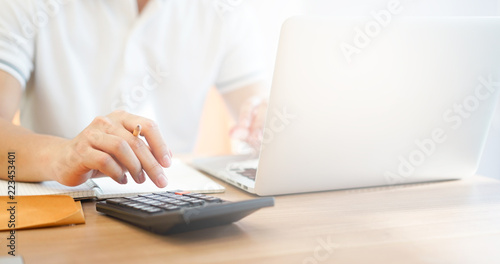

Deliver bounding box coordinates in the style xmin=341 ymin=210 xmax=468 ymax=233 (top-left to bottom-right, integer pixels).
xmin=301 ymin=0 xmax=499 ymax=16
xmin=248 ymin=0 xmax=500 ymax=180
xmin=247 ymin=0 xmax=303 ymax=88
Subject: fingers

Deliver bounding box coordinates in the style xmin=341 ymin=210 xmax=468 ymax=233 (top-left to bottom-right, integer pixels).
xmin=230 ymin=97 xmax=263 ymax=140
xmin=112 ymin=111 xmax=172 ymax=168
xmin=247 ymin=101 xmax=268 ymax=149
xmin=136 ymin=120 xmax=172 ymax=168
xmin=237 ymin=97 xmax=261 ymax=128
xmin=128 ymin=134 xmax=168 ymax=188
xmin=90 ymin=133 xmax=145 ymax=184
xmin=230 ymin=97 xmax=268 ymax=151
xmin=68 ymin=111 xmax=170 ymax=188
xmin=105 ymin=111 xmax=170 ymax=187
xmin=81 ymin=148 xmax=127 ymax=184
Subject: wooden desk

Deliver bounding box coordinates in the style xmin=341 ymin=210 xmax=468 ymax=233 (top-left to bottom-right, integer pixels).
xmin=7 ymin=175 xmax=500 ymax=264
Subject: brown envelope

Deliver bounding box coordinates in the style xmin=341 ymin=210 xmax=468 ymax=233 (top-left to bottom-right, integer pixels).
xmin=0 ymin=195 xmax=85 ymax=231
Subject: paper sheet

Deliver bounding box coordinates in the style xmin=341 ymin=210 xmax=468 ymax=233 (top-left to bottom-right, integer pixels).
xmin=92 ymin=159 xmax=225 ymax=199
xmin=0 ymin=180 xmax=95 ymax=199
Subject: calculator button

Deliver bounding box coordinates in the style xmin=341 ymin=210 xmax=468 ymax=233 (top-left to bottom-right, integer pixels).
xmin=129 ymin=202 xmax=147 ymax=207
xmin=159 ymin=205 xmax=181 ymax=211
xmin=172 ymin=201 xmax=190 ymax=207
xmin=184 ymin=193 xmax=206 ymax=199
xmin=203 ymin=197 xmax=222 ymax=203
xmin=140 ymin=207 xmax=162 ymax=214
xmin=127 ymin=197 xmax=149 ymax=203
xmin=183 ymin=198 xmax=205 ymax=205
xmin=153 ymin=197 xmax=170 ymax=203
xmin=130 ymin=204 xmax=147 ymax=210
xmin=139 ymin=194 xmax=157 ymax=198
xmin=156 ymin=193 xmax=178 ymax=198
xmin=163 ymin=198 xmax=177 ymax=203
xmin=188 ymin=200 xmax=205 ymax=206
xmin=159 ymin=198 xmax=177 ymax=203
xmin=106 ymin=198 xmax=129 ymax=205
xmin=143 ymin=200 xmax=164 ymax=206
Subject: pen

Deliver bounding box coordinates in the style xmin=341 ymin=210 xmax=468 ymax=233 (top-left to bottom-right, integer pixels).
xmin=133 ymin=124 xmax=142 ymax=137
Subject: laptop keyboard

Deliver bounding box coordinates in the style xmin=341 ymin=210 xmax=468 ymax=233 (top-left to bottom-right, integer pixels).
xmin=235 ymin=168 xmax=257 ymax=180
xmin=226 ymin=159 xmax=259 ymax=181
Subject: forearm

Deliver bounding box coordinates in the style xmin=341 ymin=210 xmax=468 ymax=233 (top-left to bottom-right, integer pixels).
xmin=0 ymin=70 xmax=62 ymax=182
xmin=0 ymin=117 xmax=67 ymax=182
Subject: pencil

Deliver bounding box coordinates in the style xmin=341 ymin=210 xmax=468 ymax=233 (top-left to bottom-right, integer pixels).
xmin=133 ymin=124 xmax=141 ymax=137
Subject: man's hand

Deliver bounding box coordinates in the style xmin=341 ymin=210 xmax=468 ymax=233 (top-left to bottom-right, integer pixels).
xmin=49 ymin=110 xmax=172 ymax=187
xmin=230 ymin=96 xmax=268 ymax=151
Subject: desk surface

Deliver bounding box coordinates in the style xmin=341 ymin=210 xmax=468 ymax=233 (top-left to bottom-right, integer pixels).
xmin=8 ymin=174 xmax=500 ymax=264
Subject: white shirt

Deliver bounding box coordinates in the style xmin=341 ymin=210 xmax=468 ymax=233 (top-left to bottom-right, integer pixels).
xmin=0 ymin=0 xmax=265 ymax=152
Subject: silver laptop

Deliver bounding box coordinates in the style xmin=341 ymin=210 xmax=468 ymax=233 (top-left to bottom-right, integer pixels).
xmin=193 ymin=16 xmax=500 ymax=196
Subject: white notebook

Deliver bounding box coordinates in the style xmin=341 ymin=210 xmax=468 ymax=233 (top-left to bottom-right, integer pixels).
xmin=0 ymin=159 xmax=224 ymax=200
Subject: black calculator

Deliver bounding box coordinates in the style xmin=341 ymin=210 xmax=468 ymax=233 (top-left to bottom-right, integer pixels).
xmin=96 ymin=191 xmax=274 ymax=234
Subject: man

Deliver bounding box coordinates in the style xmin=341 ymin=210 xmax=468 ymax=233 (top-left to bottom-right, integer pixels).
xmin=0 ymin=0 xmax=267 ymax=187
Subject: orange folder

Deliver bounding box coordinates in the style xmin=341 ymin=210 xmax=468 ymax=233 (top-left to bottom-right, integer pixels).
xmin=0 ymin=195 xmax=85 ymax=231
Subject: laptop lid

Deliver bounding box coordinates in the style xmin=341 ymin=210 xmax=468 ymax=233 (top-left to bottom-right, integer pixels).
xmin=254 ymin=16 xmax=500 ymax=195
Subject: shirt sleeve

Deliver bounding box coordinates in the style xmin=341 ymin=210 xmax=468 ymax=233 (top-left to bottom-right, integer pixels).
xmin=0 ymin=0 xmax=36 ymax=88
xmin=215 ymin=4 xmax=267 ymax=93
